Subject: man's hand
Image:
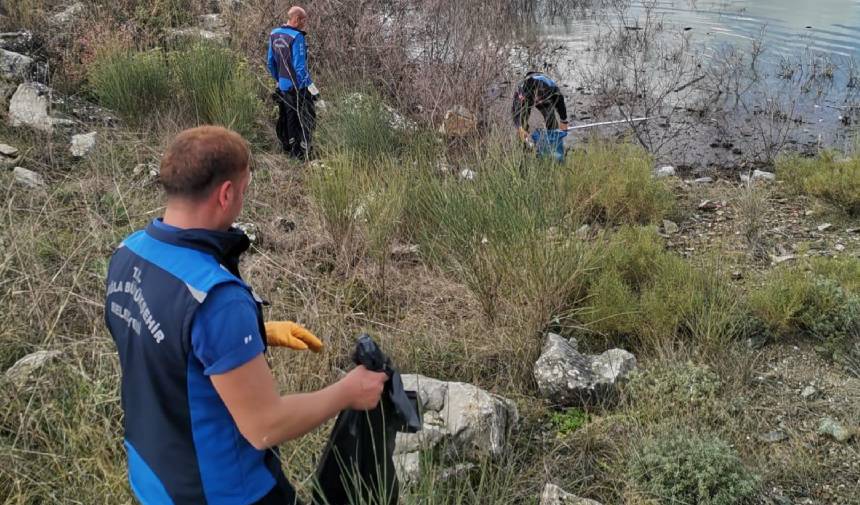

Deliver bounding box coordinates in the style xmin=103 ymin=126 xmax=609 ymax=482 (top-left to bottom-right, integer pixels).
xmin=517 ymin=127 xmax=530 ymax=142
xmin=338 ymin=365 xmax=388 ymax=411
xmin=559 ymin=121 xmax=569 ymax=131
xmin=265 ymin=321 xmax=323 ymax=352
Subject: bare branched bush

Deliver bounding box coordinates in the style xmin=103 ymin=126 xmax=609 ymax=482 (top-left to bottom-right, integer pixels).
xmin=230 ymin=0 xmax=555 ymax=126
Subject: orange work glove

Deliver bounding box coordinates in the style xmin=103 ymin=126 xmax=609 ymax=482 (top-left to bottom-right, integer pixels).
xmin=264 ymin=321 xmax=324 ymax=352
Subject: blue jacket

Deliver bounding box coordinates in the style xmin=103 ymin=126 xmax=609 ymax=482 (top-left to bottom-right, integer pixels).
xmin=267 ymin=25 xmax=312 ymax=92
xmin=104 ymin=220 xmax=284 ymax=504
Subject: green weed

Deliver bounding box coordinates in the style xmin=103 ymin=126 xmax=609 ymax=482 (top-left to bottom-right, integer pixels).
xmin=89 ymin=49 xmax=171 ymax=121
xmin=777 ymin=151 xmax=860 ymax=216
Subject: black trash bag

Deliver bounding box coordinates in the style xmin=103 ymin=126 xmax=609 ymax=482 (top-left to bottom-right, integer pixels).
xmin=312 ymin=334 xmax=421 ymax=505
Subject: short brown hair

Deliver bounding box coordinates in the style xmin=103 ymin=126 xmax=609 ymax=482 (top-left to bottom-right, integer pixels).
xmin=159 ymin=126 xmax=250 ymax=199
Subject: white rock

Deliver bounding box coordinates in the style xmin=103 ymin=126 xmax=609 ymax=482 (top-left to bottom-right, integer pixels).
xmin=533 ymin=333 xmax=636 ymax=406
xmin=70 ymin=131 xmax=97 ymax=157
xmin=540 ymin=483 xmax=603 ymax=505
xmin=8 ymin=83 xmax=73 ymax=133
xmin=662 ymin=219 xmax=679 ymax=234
xmin=801 ymin=385 xmax=817 ymax=399
xmin=655 ymin=165 xmax=675 ymax=178
xmin=198 ymin=13 xmax=226 ymax=31
xmin=817 ymin=223 xmax=833 ymax=232
xmin=5 ymin=350 xmax=61 ymax=386
xmin=0 ymin=143 xmax=18 ymax=157
xmin=12 ymin=166 xmax=45 ymax=188
xmin=459 ymin=168 xmax=476 ymax=181
xmin=395 ymin=374 xmax=518 ymax=483
xmin=694 ymin=176 xmax=713 ymax=184
xmin=49 ymin=2 xmax=84 ymax=24
xmin=0 ymin=48 xmax=33 ymax=81
xmin=751 ymin=169 xmax=776 ymax=182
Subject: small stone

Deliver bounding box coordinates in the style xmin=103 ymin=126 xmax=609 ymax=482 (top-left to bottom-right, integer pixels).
xmin=655 ymin=165 xmax=675 ymax=178
xmin=5 ymin=350 xmax=62 ymax=386
xmin=759 ymin=430 xmax=788 ymax=443
xmin=694 ymin=176 xmax=714 ymax=184
xmin=540 ymin=483 xmax=603 ymax=505
xmin=575 ymin=224 xmax=590 ymax=239
xmin=276 ymin=217 xmax=296 ymax=233
xmin=698 ymin=200 xmax=719 ymax=211
xmin=662 ymin=219 xmax=679 ymax=234
xmin=818 ymin=417 xmax=853 ymax=443
xmin=459 ymin=168 xmax=476 ymax=181
xmin=70 ymin=131 xmax=97 ymax=158
xmin=390 ymin=243 xmax=419 ymax=259
xmin=752 ymin=170 xmax=776 ymax=181
xmin=800 ymin=385 xmax=817 ymax=399
xmin=772 ymin=254 xmax=796 ymax=265
xmin=804 ymin=210 xmax=815 ymax=217
xmin=0 ymin=143 xmax=19 ymax=157
xmin=834 ymin=244 xmax=845 ymax=252
xmin=731 ymin=271 xmax=743 ymax=280
xmin=12 ymin=166 xmax=45 ymax=188
xmin=817 ymin=223 xmax=833 ymax=232
xmin=846 ymin=227 xmax=859 ymax=234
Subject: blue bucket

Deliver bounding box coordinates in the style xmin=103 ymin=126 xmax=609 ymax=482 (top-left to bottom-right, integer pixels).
xmin=531 ymin=129 xmax=568 ymax=162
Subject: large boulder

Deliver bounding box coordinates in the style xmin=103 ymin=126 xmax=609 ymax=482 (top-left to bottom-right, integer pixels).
xmin=534 ymin=333 xmax=636 ymax=406
xmin=540 ymin=484 xmax=603 ymax=505
xmin=1 ymin=49 xmax=33 ymax=82
xmin=4 ymin=350 xmax=61 ymax=387
xmin=8 ymin=82 xmax=73 ymax=133
xmin=394 ymin=374 xmax=518 ymax=484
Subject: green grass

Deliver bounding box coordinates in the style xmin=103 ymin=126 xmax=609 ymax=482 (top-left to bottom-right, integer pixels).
xmin=88 ymin=49 xmax=172 ymax=121
xmin=777 ymin=150 xmax=860 ymax=216
xmin=171 ymin=41 xmax=262 ymax=137
xmin=88 ymin=43 xmax=261 ymax=135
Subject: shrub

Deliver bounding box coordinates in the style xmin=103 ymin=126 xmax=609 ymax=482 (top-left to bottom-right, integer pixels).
xmin=171 ymin=42 xmax=261 ymax=137
xmin=560 ymin=141 xmax=674 ymax=225
xmin=408 ymin=152 xmax=594 ymax=332
xmin=580 ymin=227 xmax=747 ymax=351
xmin=628 ymin=431 xmax=759 ymax=505
xmin=749 ymin=258 xmax=860 ymax=374
xmin=316 ymin=92 xmax=440 ymax=160
xmin=626 ymin=362 xmax=723 ymax=422
xmin=550 ymin=407 xmax=589 ymax=436
xmin=777 ymin=151 xmax=860 ymax=216
xmin=89 ymin=49 xmax=171 ymax=120
xmin=308 ymin=155 xmax=368 ymax=263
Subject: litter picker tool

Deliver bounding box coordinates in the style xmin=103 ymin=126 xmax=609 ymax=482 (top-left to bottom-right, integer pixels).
xmin=565 ymin=117 xmax=653 ymax=131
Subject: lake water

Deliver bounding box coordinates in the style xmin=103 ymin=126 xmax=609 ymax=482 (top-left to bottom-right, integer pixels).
xmin=543 ymin=0 xmax=860 ymax=61
xmin=537 ymin=0 xmax=860 ymax=166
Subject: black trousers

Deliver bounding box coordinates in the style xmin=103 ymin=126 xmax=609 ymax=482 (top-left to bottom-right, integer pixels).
xmin=253 ymin=472 xmax=303 ymax=505
xmin=276 ymin=88 xmax=316 ymax=159
xmin=537 ymin=99 xmax=560 ymax=130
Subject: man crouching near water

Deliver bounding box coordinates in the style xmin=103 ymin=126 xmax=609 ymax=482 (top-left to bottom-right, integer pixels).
xmin=104 ymin=125 xmax=387 ymax=504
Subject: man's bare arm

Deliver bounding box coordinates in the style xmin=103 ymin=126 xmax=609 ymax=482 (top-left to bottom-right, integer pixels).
xmin=211 ymin=354 xmax=387 ymax=450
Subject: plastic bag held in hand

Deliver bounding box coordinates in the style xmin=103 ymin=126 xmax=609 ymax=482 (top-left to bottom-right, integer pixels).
xmin=264 ymin=321 xmax=323 ymax=352
xmin=313 ymin=334 xmax=421 ymax=505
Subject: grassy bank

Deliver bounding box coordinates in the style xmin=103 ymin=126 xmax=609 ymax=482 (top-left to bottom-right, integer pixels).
xmin=2 ymin=2 xmax=860 ymax=501
xmin=2 ymin=88 xmax=859 ymax=503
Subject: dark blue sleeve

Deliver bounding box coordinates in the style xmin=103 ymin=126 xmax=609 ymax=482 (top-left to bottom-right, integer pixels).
xmin=191 ymin=284 xmax=264 ymax=376
xmin=267 ymin=35 xmax=278 ymax=81
xmin=292 ymin=33 xmax=311 ymax=87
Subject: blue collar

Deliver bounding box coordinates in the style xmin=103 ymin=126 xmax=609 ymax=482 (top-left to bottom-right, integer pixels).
xmin=145 ymin=219 xmax=250 ymax=278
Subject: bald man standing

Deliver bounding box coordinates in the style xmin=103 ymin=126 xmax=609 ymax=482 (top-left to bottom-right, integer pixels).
xmin=268 ymin=6 xmax=318 ymax=160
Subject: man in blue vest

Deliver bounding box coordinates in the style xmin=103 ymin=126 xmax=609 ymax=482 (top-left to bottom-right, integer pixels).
xmin=512 ymin=71 xmax=570 ymax=144
xmin=268 ymin=6 xmax=318 ymax=159
xmin=104 ymin=125 xmax=387 ymax=504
